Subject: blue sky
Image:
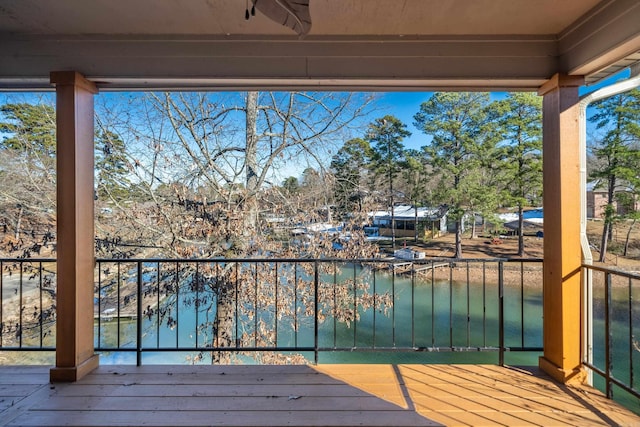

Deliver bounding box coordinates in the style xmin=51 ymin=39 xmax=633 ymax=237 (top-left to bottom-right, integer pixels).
xmin=377 ymin=92 xmax=430 ymax=151
xmin=580 ymin=68 xmax=631 ymax=96
xmin=377 ymin=92 xmax=510 ymax=151
xmin=375 ymin=68 xmax=633 ymax=153
xmin=0 ymin=68 xmax=634 ymax=182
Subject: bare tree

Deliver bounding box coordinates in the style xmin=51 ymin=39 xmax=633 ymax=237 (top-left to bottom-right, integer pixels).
xmin=0 ymin=97 xmax=57 ymax=257
xmin=94 ymin=91 xmax=388 ymax=363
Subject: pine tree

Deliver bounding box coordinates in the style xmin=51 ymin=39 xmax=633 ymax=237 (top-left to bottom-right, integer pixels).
xmin=0 ymin=101 xmax=57 ymax=241
xmin=588 ymin=89 xmax=640 ymax=262
xmin=401 ymin=149 xmax=429 ymax=242
xmin=281 ymin=176 xmax=299 ymax=195
xmin=367 ymin=115 xmax=411 ymax=248
xmin=414 ymin=92 xmax=494 ymax=258
xmin=0 ymin=102 xmax=56 ymax=169
xmin=495 ymin=93 xmax=543 ymax=256
xmin=95 ymin=129 xmax=131 ymax=202
xmin=330 ymin=138 xmax=373 ymax=214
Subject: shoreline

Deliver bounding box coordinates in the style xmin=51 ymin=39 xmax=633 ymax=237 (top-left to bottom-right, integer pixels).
xmin=378 ymin=261 xmax=543 ymax=288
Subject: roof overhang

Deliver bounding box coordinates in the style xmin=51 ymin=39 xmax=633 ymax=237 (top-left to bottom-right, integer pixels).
xmin=1 ymin=0 xmax=639 ymax=91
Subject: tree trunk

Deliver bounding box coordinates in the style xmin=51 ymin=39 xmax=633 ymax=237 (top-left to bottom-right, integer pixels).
xmin=212 ymin=278 xmax=234 ymax=364
xmin=244 ymin=91 xmax=259 ymax=235
xmin=454 ymin=220 xmax=462 ymax=258
xmin=471 ymin=213 xmax=477 ymax=239
xmin=14 ymin=205 xmax=23 ymax=240
xmin=212 ymin=91 xmax=259 ymax=363
xmin=414 ymin=205 xmax=418 ymax=242
xmin=390 ymin=195 xmax=396 ymax=250
xmin=599 ymin=175 xmax=616 ymax=262
xmin=624 ymin=218 xmax=636 ymax=257
xmin=517 ymin=203 xmax=525 ymax=257
xmin=599 ymin=208 xmax=611 ymax=263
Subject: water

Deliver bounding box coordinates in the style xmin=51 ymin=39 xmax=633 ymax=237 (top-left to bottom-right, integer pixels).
xmin=95 ymin=264 xmax=543 ymax=366
xmin=590 ymin=280 xmax=640 ymax=413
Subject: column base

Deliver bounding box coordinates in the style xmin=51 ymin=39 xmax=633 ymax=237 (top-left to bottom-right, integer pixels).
xmin=50 ymin=354 xmax=99 ymax=383
xmin=539 ymin=356 xmax=586 ymax=384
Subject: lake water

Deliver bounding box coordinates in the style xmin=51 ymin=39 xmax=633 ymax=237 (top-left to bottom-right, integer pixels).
xmin=95 ymin=265 xmax=543 ymax=365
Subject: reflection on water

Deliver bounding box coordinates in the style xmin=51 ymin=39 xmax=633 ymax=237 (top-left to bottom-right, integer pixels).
xmin=95 ymin=269 xmax=544 ymax=366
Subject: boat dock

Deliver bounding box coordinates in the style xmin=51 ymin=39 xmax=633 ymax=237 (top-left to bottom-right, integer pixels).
xmin=390 ymin=261 xmax=450 ymax=275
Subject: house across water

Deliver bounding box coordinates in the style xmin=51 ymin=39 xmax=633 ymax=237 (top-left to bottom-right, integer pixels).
xmin=370 ymin=205 xmax=448 ymax=239
xmin=499 ymin=208 xmax=544 ymax=235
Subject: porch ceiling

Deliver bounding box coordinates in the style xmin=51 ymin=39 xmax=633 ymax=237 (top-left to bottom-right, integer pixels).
xmin=1 ymin=0 xmax=640 ymax=90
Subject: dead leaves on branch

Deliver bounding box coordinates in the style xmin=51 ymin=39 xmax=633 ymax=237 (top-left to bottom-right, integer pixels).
xmin=118 ymin=260 xmax=395 ymax=364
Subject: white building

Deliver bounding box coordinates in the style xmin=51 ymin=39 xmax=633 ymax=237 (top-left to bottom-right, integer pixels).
xmin=370 ymin=205 xmax=448 ymax=239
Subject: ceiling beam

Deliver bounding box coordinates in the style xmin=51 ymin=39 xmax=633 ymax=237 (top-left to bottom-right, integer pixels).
xmin=559 ymin=0 xmax=640 ymax=76
xmin=0 ymin=35 xmax=556 ymax=91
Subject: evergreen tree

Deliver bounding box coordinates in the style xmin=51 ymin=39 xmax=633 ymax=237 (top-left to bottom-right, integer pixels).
xmin=0 ymin=102 xmax=56 ymax=170
xmin=281 ymin=176 xmax=299 ymax=195
xmin=414 ymin=92 xmax=493 ymax=258
xmin=460 ymin=129 xmax=502 ymax=240
xmin=0 ymin=101 xmax=57 ymax=240
xmin=367 ymin=115 xmax=411 ymax=248
xmin=95 ymin=129 xmax=131 ymax=202
xmin=401 ymin=149 xmax=429 ymax=242
xmin=330 ymin=138 xmax=372 ymax=213
xmin=495 ymin=93 xmax=543 ymax=256
xmin=588 ymin=89 xmax=640 ymax=262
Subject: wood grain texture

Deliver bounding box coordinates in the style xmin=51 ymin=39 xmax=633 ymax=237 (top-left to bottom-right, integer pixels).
xmin=1 ymin=364 xmax=638 ymax=426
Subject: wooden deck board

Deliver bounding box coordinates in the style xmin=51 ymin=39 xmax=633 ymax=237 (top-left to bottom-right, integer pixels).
xmin=74 ymin=373 xmax=349 ymax=385
xmin=1 ymin=364 xmax=638 ymax=427
xmin=32 ymin=395 xmax=409 ymax=411
xmin=50 ymin=384 xmax=379 ymax=398
xmin=4 ymin=410 xmax=440 ymax=427
xmin=0 ymin=385 xmax=45 ymax=397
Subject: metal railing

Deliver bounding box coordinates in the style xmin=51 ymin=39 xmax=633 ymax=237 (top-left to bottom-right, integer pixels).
xmin=93 ymin=257 xmax=543 ymax=365
xmin=0 ymin=258 xmax=57 ymax=351
xmin=0 ymin=257 xmax=544 ymax=366
xmin=582 ymin=264 xmax=640 ymax=402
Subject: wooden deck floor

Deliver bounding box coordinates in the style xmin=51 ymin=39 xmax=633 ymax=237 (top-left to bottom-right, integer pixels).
xmin=1 ymin=364 xmax=639 ymax=426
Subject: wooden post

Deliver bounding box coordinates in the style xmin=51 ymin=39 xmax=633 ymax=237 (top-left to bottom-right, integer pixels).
xmin=538 ymin=73 xmax=585 ymax=383
xmin=50 ymin=71 xmax=99 ymax=382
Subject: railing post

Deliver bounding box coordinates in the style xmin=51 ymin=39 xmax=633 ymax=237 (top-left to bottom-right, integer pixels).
xmin=136 ymin=261 xmax=142 ymax=366
xmin=275 ymin=262 xmax=279 ymax=348
xmin=39 ymin=262 xmax=44 ymax=347
xmin=499 ymin=261 xmax=505 ymax=366
xmin=294 ymin=262 xmax=299 ymax=349
xmin=353 ymin=263 xmax=358 ymax=348
xmin=392 ymin=262 xmax=396 ymax=348
xmin=0 ymin=261 xmax=3 ymax=347
xmin=314 ymin=260 xmax=319 ymax=364
xmin=156 ymin=261 xmax=161 ymax=349
xmin=97 ymin=262 xmax=101 ymax=351
xmin=372 ymin=264 xmax=377 ymax=349
xmin=605 ymin=271 xmax=612 ymax=398
xmin=19 ymin=261 xmax=23 ymax=348
xmin=629 ymin=277 xmax=634 ymax=391
xmin=520 ymin=262 xmax=525 ymax=349
xmin=582 ymin=264 xmax=594 ymax=386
